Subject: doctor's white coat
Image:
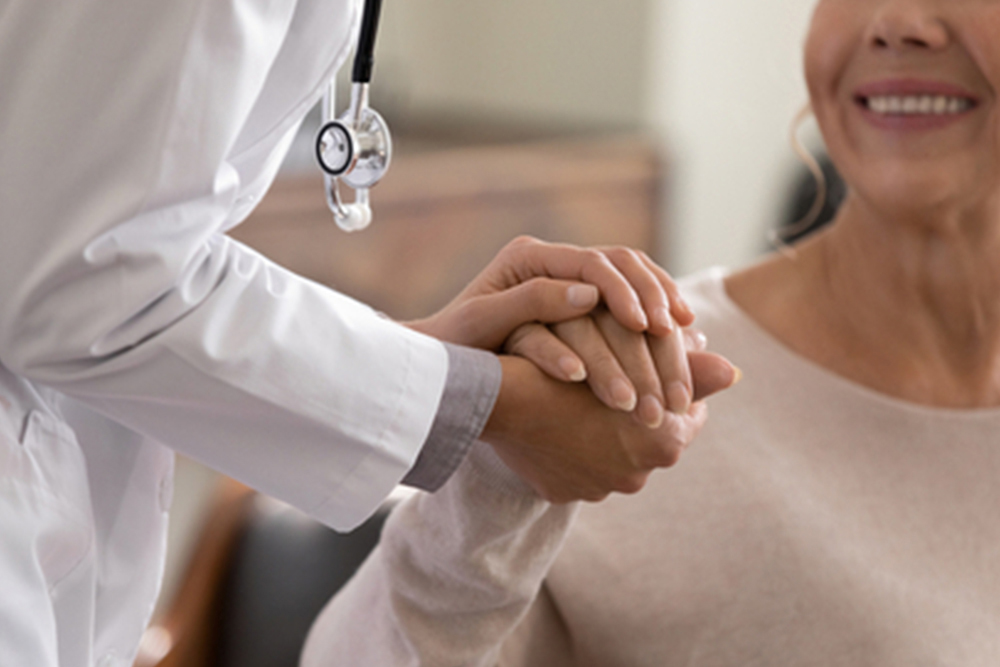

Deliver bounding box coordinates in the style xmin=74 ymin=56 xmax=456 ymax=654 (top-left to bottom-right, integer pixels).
xmin=0 ymin=1 xmax=449 ymax=665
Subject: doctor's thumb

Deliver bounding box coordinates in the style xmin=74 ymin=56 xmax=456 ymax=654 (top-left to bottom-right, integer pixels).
xmin=500 ymin=278 xmax=602 ymax=325
xmin=459 ymin=279 xmax=602 ymax=351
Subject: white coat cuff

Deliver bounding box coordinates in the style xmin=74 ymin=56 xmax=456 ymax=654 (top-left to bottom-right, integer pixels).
xmin=308 ymin=327 xmax=449 ymax=532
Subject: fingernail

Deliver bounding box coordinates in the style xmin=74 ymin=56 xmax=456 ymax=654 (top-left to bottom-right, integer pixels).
xmin=568 ymin=284 xmax=600 ymax=308
xmin=610 ymin=378 xmax=637 ymax=411
xmin=559 ymin=356 xmax=587 ymax=382
xmin=731 ymin=366 xmax=743 ymax=386
xmin=637 ymin=395 xmax=664 ymax=429
xmin=632 ymin=304 xmax=649 ymax=329
xmin=666 ymin=382 xmax=691 ymax=415
xmin=655 ymin=307 xmax=674 ymax=332
xmin=693 ymin=330 xmax=708 ymax=350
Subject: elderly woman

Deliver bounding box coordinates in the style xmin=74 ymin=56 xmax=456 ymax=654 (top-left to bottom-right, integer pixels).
xmin=302 ymin=0 xmax=1000 ymax=663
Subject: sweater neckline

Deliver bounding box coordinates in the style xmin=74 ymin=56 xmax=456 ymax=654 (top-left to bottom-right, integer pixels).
xmin=695 ymin=266 xmax=1000 ymax=423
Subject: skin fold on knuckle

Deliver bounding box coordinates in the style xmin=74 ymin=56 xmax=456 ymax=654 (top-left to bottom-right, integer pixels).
xmin=504 ymin=324 xmax=540 ymax=357
xmin=582 ymin=248 xmax=616 ymax=278
xmin=495 ymin=236 xmax=543 ymax=286
xmin=638 ymin=429 xmax=684 ymax=468
xmin=617 ymin=247 xmax=645 ymax=270
xmin=508 ymin=235 xmax=540 ymax=252
xmin=527 ymin=278 xmax=559 ymax=315
xmin=600 ymin=246 xmax=629 ymax=264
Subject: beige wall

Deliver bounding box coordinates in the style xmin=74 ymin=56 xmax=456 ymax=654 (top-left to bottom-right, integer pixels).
xmin=374 ymin=0 xmax=652 ymax=130
xmin=368 ymin=0 xmax=821 ymax=274
xmin=646 ymin=0 xmax=819 ymax=274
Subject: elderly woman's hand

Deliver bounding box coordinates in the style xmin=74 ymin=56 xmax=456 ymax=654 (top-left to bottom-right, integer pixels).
xmin=506 ymin=310 xmax=739 ymax=428
xmin=481 ymin=355 xmax=713 ymax=503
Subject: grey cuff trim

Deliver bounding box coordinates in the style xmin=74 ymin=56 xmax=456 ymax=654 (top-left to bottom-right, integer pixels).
xmin=401 ymin=343 xmax=502 ymax=492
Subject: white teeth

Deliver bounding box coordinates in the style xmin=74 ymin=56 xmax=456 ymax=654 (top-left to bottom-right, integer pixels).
xmin=864 ymin=94 xmax=973 ymax=115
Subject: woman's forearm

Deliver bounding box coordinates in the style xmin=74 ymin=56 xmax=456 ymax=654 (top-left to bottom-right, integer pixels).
xmin=301 ymin=442 xmax=578 ymax=667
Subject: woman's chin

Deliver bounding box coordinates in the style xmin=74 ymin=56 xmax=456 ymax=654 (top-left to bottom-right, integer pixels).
xmin=851 ymin=161 xmax=991 ymax=223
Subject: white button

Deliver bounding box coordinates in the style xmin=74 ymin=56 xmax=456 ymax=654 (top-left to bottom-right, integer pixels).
xmin=97 ymin=652 xmax=119 ymax=667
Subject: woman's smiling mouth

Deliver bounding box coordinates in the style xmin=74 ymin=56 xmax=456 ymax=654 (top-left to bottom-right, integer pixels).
xmin=852 ymin=79 xmax=979 ymax=129
xmin=860 ymin=94 xmax=974 ymax=115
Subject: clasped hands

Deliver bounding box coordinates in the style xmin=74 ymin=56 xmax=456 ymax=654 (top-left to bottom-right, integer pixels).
xmin=408 ymin=236 xmax=739 ymax=503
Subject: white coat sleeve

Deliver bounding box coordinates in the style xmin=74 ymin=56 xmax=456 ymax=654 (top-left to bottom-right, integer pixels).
xmin=301 ymin=442 xmax=579 ymax=667
xmin=0 ymin=0 xmax=447 ymax=531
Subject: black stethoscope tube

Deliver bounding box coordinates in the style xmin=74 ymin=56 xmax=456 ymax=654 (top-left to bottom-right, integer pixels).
xmin=352 ymin=0 xmax=383 ymax=84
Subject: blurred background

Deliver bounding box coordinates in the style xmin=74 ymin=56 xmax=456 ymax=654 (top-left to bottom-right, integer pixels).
xmin=144 ymin=1 xmax=831 ymax=665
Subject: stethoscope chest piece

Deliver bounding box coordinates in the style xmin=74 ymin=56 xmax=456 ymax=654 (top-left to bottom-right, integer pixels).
xmin=316 ymin=120 xmax=358 ymax=178
xmin=316 ymin=0 xmax=390 ymax=233
xmin=317 ymin=107 xmax=392 ymax=189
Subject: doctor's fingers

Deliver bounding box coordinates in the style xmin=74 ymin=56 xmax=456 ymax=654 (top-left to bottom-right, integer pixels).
xmin=489 ymin=237 xmax=651 ymax=334
xmin=637 ymin=250 xmax=695 ymax=328
xmin=595 ymin=246 xmax=694 ymax=335
xmin=504 ymin=323 xmax=589 ymax=384
xmin=450 ymin=278 xmax=604 ymax=350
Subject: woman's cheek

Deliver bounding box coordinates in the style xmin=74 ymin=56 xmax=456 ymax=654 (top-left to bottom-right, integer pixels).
xmin=961 ymin=24 xmax=1000 ymax=172
xmin=803 ymin=2 xmax=859 ymax=110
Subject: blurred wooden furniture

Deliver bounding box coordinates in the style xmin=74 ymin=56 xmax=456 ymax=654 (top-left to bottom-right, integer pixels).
xmin=134 ymin=478 xmax=256 ymax=667
xmin=230 ymin=137 xmax=662 ymax=320
xmin=133 ymin=480 xmax=394 ymax=667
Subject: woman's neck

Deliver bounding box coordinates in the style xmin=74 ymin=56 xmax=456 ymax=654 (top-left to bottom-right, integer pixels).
xmin=727 ymin=195 xmax=1000 ymax=408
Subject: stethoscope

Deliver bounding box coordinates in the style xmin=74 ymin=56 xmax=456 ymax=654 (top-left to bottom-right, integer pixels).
xmin=315 ymin=0 xmax=391 ymax=232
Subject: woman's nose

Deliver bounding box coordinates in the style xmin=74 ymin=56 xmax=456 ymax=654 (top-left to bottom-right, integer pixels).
xmin=866 ymin=1 xmax=949 ymax=52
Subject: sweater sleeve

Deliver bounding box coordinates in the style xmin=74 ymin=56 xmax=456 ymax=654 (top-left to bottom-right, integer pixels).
xmin=301 ymin=442 xmax=579 ymax=667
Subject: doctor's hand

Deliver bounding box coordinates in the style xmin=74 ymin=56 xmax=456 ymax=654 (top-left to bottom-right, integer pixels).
xmin=406 ymin=236 xmax=693 ymax=368
xmin=480 ymin=355 xmax=708 ymax=503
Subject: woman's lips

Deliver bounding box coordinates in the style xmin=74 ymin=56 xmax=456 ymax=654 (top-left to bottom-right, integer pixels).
xmin=852 ymin=78 xmax=979 ymax=130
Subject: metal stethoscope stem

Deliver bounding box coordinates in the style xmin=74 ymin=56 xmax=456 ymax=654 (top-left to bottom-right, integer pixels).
xmin=316 ymin=0 xmax=392 ymax=232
